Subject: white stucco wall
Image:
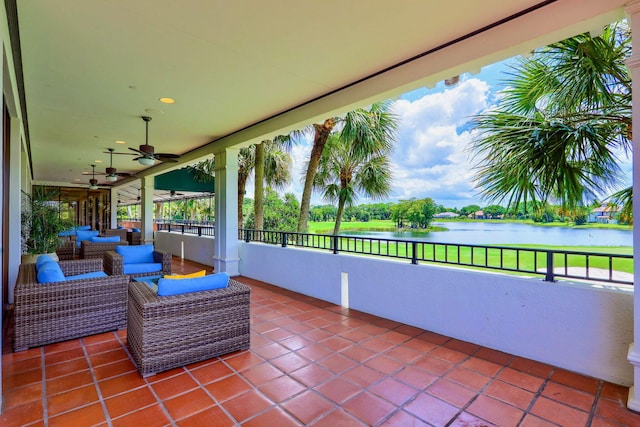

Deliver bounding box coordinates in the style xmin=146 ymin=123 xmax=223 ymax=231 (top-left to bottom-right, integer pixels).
xmin=239 ymin=241 xmax=634 ymax=386
xmin=155 ymin=231 xmax=215 ymax=267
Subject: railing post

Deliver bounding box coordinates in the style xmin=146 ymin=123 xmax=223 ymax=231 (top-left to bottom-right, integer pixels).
xmin=411 ymin=241 xmax=418 ymax=265
xmin=332 ymin=235 xmax=339 ymax=254
xmin=545 ymin=251 xmax=555 ymax=282
xmin=244 ymin=229 xmax=250 ymax=243
xmin=282 ymin=232 xmax=287 ymax=247
xmin=181 ymin=224 xmax=185 ymax=234
xmin=198 ymin=226 xmax=202 ymax=237
xmin=168 ymin=223 xmax=171 ymax=232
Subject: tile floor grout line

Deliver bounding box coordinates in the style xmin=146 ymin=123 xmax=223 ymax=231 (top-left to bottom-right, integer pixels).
xmin=81 ymin=334 xmax=114 ymax=427
xmin=184 ymin=359 xmax=241 ymax=424
xmin=586 ymin=380 xmax=604 ymax=426
xmin=516 ymin=366 xmax=557 ymax=426
xmin=113 ymin=328 xmax=179 ymax=427
xmin=40 ymin=346 xmax=49 ymax=427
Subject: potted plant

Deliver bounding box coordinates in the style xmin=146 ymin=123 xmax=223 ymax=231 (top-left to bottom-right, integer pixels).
xmin=21 ymin=186 xmax=73 ymax=263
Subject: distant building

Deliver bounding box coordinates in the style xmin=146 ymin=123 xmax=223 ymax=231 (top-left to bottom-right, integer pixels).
xmin=433 ymin=212 xmax=459 ymax=219
xmin=588 ymin=205 xmax=621 ymax=224
xmin=474 ymin=210 xmax=485 ymax=219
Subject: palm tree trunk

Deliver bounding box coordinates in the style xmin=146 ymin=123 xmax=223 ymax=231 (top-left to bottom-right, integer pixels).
xmin=238 ymin=175 xmax=247 ymax=228
xmin=254 ymin=141 xmax=265 ymax=230
xmin=333 ymin=194 xmax=346 ymax=235
xmin=297 ymin=119 xmax=335 ymax=233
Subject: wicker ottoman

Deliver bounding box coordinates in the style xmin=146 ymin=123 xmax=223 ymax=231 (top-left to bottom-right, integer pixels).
xmin=127 ymin=278 xmax=251 ymax=376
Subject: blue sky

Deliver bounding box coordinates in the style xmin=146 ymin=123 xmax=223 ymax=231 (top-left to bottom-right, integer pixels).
xmin=280 ymin=57 xmax=633 ymax=209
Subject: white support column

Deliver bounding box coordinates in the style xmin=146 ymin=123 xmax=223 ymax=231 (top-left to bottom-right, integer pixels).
xmin=626 ymin=0 xmax=640 ymax=412
xmin=110 ymin=188 xmax=118 ymax=228
xmin=140 ymin=177 xmax=154 ymax=245
xmin=213 ymin=147 xmax=239 ymax=275
xmin=7 ymin=118 xmax=22 ymax=304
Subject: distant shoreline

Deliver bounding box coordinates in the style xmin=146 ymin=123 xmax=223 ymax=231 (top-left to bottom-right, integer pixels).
xmin=309 ymin=218 xmax=632 ymax=235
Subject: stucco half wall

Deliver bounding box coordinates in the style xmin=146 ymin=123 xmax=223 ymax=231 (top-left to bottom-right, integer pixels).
xmin=155 ymin=231 xmax=215 ymax=267
xmin=239 ymin=241 xmax=633 ymax=386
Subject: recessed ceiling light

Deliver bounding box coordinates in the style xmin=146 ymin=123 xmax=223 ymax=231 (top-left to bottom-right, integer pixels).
xmin=159 ymin=97 xmax=175 ymax=104
xmin=115 ymin=140 xmax=126 ymax=144
xmin=95 ymin=160 xmax=102 ymax=163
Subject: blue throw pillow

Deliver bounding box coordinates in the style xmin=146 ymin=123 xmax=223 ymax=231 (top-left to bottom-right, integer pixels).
xmin=58 ymin=229 xmax=76 ymax=237
xmin=66 ymin=271 xmax=108 ymax=280
xmin=132 ymin=227 xmax=141 ymax=232
xmin=157 ymin=272 xmax=230 ymax=296
xmin=76 ymin=229 xmax=99 ymax=247
xmin=90 ymin=235 xmax=120 ymax=243
xmin=117 ymin=225 xmax=125 ymax=229
xmin=76 ymin=225 xmax=92 ymax=231
xmin=37 ymin=262 xmax=65 ymax=283
xmin=116 ymin=244 xmax=154 ymax=264
xmin=36 ymin=254 xmax=55 ymax=270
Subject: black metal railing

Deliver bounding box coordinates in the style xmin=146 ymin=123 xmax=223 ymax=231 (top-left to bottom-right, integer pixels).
xmin=156 ymin=221 xmax=215 ymax=237
xmin=237 ymin=229 xmax=633 ymax=286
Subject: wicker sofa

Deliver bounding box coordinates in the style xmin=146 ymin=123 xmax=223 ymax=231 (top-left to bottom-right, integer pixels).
xmin=80 ymin=240 xmax=128 ymax=259
xmin=127 ymin=278 xmax=251 ymax=376
xmin=14 ymin=258 xmax=129 ymax=351
xmin=103 ymin=248 xmax=172 ymax=279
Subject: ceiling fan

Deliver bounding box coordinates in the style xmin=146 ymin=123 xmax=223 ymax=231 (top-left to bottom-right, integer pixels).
xmin=127 ymin=116 xmax=180 ymax=166
xmin=77 ymin=164 xmax=112 ymax=189
xmin=102 ymin=148 xmax=133 ymax=182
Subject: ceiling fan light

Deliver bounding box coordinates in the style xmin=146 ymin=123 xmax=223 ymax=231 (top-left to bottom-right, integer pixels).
xmin=89 ymin=184 xmax=99 ymax=190
xmin=138 ymin=157 xmax=155 ymax=166
xmin=106 ymin=175 xmax=118 ymax=182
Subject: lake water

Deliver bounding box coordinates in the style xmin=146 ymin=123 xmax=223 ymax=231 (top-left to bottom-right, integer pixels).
xmin=342 ymin=221 xmax=633 ymax=247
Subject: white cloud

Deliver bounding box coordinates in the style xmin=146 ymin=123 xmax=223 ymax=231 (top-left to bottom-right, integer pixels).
xmin=256 ymin=77 xmax=496 ymax=209
xmin=389 ymin=78 xmax=491 ymax=207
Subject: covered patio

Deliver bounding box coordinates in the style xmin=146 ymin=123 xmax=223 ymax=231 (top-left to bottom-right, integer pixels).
xmin=2 ymin=258 xmax=639 ymax=426
xmin=3 ymin=0 xmax=640 ymax=423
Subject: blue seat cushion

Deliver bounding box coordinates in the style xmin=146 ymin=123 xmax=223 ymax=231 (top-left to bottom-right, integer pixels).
xmin=76 ymin=225 xmax=92 ymax=231
xmin=157 ymin=272 xmax=230 ymax=296
xmin=131 ymin=227 xmax=141 ymax=232
xmin=90 ymin=235 xmax=120 ymax=243
xmin=66 ymin=271 xmax=108 ymax=280
xmin=117 ymin=225 xmax=125 ymax=229
xmin=36 ymin=254 xmax=55 ymax=270
xmin=76 ymin=229 xmax=99 ymax=247
xmin=123 ymin=262 xmax=163 ymax=275
xmin=116 ymin=244 xmax=154 ymax=264
xmin=59 ymin=229 xmax=76 ymax=237
xmin=37 ymin=262 xmax=65 ymax=283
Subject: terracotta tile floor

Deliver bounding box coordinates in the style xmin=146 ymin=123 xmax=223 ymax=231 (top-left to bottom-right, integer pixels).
xmin=2 ymin=257 xmax=640 ymax=426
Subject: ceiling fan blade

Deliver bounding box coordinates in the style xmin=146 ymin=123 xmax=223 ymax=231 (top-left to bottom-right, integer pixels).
xmin=156 ymin=153 xmax=180 ymax=159
xmin=104 ymin=150 xmax=136 ymax=155
xmin=128 ymin=147 xmax=145 ymax=155
xmin=158 ymin=157 xmax=179 ymax=163
xmin=82 ymin=171 xmax=106 ymax=175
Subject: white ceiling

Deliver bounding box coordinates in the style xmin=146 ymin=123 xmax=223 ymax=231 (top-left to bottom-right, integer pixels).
xmin=14 ymin=0 xmax=626 ymax=194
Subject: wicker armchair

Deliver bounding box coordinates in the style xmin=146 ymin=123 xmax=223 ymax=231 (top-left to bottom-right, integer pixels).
xmin=127 ymin=230 xmax=142 ymax=245
xmin=14 ymin=258 xmax=129 ymax=351
xmin=80 ymin=240 xmax=128 ymax=259
xmin=55 ymin=240 xmax=76 ymax=260
xmin=127 ymin=278 xmax=251 ymax=376
xmin=103 ymin=228 xmax=128 ymax=241
xmin=103 ymin=248 xmax=172 ymax=279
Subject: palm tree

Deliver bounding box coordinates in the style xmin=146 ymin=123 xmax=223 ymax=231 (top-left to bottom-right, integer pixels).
xmin=297 ymin=100 xmax=398 ymax=232
xmin=313 ymin=132 xmax=394 ymax=235
xmin=470 ymin=23 xmax=631 ymax=217
xmin=254 ymin=135 xmax=293 ymax=230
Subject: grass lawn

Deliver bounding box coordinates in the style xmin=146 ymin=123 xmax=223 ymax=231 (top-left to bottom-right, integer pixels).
xmin=299 ymin=221 xmax=633 ymax=277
